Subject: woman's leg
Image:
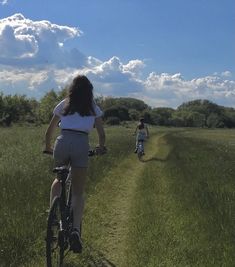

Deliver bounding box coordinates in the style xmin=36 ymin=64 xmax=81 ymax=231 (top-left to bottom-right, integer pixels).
xmin=135 ymin=135 xmax=139 ymax=152
xmin=70 ymin=167 xmax=87 ymax=231
xmin=136 ymin=139 xmax=138 ymax=149
xmin=50 ymin=178 xmax=61 ymax=207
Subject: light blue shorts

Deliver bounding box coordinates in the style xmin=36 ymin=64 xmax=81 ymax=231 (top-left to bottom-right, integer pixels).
xmin=136 ymin=132 xmax=146 ymax=141
xmin=53 ymin=130 xmax=89 ymax=168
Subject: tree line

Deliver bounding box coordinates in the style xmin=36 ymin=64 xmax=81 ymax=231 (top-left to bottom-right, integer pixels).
xmin=0 ymin=90 xmax=235 ymax=128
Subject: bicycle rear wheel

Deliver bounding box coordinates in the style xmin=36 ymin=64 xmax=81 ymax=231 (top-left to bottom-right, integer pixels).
xmin=137 ymin=150 xmax=143 ymax=160
xmin=137 ymin=143 xmax=143 ymax=160
xmin=46 ymin=197 xmax=64 ymax=267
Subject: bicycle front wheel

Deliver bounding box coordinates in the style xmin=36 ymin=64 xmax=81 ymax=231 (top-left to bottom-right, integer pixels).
xmin=46 ymin=197 xmax=64 ymax=267
xmin=137 ymin=146 xmax=143 ymax=160
xmin=137 ymin=150 xmax=143 ymax=160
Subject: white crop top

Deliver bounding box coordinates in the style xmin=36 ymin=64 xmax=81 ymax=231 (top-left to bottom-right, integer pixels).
xmin=53 ymin=99 xmax=103 ymax=133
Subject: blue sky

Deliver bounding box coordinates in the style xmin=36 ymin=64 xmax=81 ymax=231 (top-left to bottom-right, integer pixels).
xmin=0 ymin=0 xmax=234 ymax=107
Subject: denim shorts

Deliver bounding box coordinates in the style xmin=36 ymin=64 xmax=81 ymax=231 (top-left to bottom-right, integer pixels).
xmin=136 ymin=132 xmax=146 ymax=141
xmin=53 ymin=130 xmax=89 ymax=168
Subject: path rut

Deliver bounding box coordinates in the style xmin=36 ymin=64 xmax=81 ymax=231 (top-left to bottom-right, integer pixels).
xmin=83 ymin=133 xmax=163 ymax=266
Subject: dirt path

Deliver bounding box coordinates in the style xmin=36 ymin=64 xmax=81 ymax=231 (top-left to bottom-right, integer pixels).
xmin=82 ymin=133 xmax=163 ymax=266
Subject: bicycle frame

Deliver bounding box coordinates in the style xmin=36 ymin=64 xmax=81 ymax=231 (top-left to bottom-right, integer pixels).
xmin=46 ymin=148 xmax=103 ymax=266
xmin=57 ymin=168 xmax=73 ymax=234
xmin=137 ymin=140 xmax=144 ymax=160
xmin=137 ymin=140 xmax=144 ymax=153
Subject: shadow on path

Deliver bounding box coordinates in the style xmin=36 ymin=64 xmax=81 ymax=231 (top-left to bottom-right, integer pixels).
xmin=64 ymin=243 xmax=116 ymax=267
xmin=142 ymin=156 xmax=168 ymax=163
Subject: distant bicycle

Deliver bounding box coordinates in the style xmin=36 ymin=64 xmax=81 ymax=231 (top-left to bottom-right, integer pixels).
xmin=136 ymin=140 xmax=145 ymax=160
xmin=44 ymin=148 xmax=106 ymax=267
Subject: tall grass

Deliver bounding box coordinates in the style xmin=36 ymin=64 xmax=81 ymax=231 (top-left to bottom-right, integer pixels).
xmin=0 ymin=126 xmax=51 ymax=266
xmin=1 ymin=126 xmax=235 ymax=266
xmin=0 ymin=124 xmax=136 ymax=266
xmin=126 ymin=129 xmax=235 ymax=266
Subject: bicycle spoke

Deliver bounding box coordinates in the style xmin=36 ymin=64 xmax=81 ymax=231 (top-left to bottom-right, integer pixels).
xmin=46 ymin=197 xmax=65 ymax=267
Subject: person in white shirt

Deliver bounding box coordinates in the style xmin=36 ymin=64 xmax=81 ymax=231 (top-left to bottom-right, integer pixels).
xmin=134 ymin=118 xmax=149 ymax=154
xmin=44 ymin=75 xmax=106 ymax=253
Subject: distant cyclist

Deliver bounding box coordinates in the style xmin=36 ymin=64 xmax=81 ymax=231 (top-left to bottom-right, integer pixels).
xmin=134 ymin=118 xmax=149 ymax=154
xmin=44 ymin=75 xmax=106 ymax=253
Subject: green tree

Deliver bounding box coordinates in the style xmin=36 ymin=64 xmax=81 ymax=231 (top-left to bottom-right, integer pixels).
xmin=151 ymin=107 xmax=174 ymax=126
xmin=103 ymin=105 xmax=129 ymax=121
xmin=57 ymin=86 xmax=69 ymax=101
xmin=129 ymin=109 xmax=140 ymax=121
xmin=116 ymin=97 xmax=148 ymax=111
xmin=0 ymin=94 xmax=35 ymax=126
xmin=171 ymin=111 xmax=188 ymax=127
xmin=189 ymin=112 xmax=206 ymax=127
xmin=207 ymin=113 xmax=224 ymax=128
xmin=177 ymin=99 xmax=221 ymax=126
xmin=38 ymin=90 xmax=59 ymax=123
xmin=223 ymin=108 xmax=235 ymax=128
xmin=97 ymin=97 xmax=149 ymax=112
xmin=106 ymin=116 xmax=120 ymax=125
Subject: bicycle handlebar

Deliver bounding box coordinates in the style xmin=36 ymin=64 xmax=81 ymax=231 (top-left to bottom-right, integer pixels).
xmin=43 ymin=147 xmax=107 ymax=157
xmin=43 ymin=150 xmax=53 ymax=155
xmin=88 ymin=147 xmax=107 ymax=156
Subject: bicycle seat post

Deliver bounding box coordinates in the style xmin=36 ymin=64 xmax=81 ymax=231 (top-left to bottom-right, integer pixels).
xmin=53 ymin=166 xmax=70 ymax=208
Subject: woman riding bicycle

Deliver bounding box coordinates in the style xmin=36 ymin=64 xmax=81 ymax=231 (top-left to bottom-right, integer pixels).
xmin=44 ymin=75 xmax=106 ymax=253
xmin=134 ymin=118 xmax=149 ymax=154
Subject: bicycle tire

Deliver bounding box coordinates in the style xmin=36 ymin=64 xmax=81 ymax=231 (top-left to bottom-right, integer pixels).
xmin=137 ymin=150 xmax=143 ymax=160
xmin=137 ymin=142 xmax=143 ymax=160
xmin=46 ymin=197 xmax=64 ymax=267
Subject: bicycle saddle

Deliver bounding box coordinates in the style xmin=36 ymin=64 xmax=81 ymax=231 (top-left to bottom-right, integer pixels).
xmin=53 ymin=166 xmax=69 ymax=174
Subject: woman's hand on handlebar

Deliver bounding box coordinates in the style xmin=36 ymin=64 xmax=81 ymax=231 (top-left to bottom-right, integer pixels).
xmin=95 ymin=145 xmax=107 ymax=155
xmin=43 ymin=147 xmax=53 ymax=155
xmin=88 ymin=146 xmax=107 ymax=157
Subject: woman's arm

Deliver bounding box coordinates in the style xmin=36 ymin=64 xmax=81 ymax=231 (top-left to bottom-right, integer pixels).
xmin=146 ymin=125 xmax=149 ymax=138
xmin=134 ymin=126 xmax=138 ymax=135
xmin=44 ymin=114 xmax=61 ymax=152
xmin=94 ymin=117 xmax=106 ymax=148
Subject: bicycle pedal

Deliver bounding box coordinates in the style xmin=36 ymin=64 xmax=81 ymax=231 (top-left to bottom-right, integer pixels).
xmin=63 ymin=241 xmax=69 ymax=250
xmin=51 ymin=221 xmax=59 ymax=226
xmin=69 ymin=232 xmax=83 ymax=253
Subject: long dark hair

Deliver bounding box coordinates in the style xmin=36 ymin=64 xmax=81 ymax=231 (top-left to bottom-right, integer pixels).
xmin=138 ymin=118 xmax=145 ymax=129
xmin=62 ymin=75 xmax=95 ymax=117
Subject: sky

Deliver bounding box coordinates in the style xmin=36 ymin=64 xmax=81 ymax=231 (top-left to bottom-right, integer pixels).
xmin=0 ymin=0 xmax=234 ymax=108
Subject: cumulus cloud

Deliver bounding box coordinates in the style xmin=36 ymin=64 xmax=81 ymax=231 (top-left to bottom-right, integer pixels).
xmin=123 ymin=59 xmax=145 ymax=77
xmin=0 ymin=13 xmax=235 ymax=108
xmin=0 ymin=13 xmax=85 ymax=67
xmin=81 ymin=56 xmax=143 ymax=95
xmin=139 ymin=72 xmax=235 ymax=107
xmin=0 ymin=66 xmax=78 ymax=98
xmin=0 ymin=24 xmax=38 ymax=59
xmin=221 ymin=70 xmax=232 ymax=77
xmin=1 ymin=62 xmax=234 ymax=108
xmin=0 ymin=0 xmax=8 ymax=5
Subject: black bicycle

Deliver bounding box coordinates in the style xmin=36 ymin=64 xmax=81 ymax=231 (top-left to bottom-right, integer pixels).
xmin=136 ymin=140 xmax=145 ymax=160
xmin=44 ymin=148 xmax=104 ymax=267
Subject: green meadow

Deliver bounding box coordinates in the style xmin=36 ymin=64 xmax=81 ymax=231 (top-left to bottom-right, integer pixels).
xmin=0 ymin=125 xmax=235 ymax=267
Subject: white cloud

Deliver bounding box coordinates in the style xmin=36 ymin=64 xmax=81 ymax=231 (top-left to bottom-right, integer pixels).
xmin=0 ymin=0 xmax=8 ymax=5
xmin=0 ymin=24 xmax=38 ymax=58
xmin=0 ymin=66 xmax=78 ymax=97
xmin=0 ymin=13 xmax=235 ymax=108
xmin=1 ymin=62 xmax=234 ymax=108
xmin=123 ymin=59 xmax=145 ymax=77
xmin=221 ymin=70 xmax=231 ymax=77
xmin=0 ymin=13 xmax=84 ymax=67
xmin=81 ymin=56 xmax=143 ymax=95
xmin=140 ymin=72 xmax=235 ymax=107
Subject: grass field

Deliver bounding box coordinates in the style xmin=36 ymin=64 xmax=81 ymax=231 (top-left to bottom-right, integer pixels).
xmin=0 ymin=125 xmax=235 ymax=267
